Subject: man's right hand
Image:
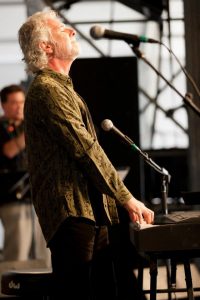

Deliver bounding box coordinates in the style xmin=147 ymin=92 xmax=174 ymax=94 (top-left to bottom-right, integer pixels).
xmin=124 ymin=197 xmax=154 ymax=224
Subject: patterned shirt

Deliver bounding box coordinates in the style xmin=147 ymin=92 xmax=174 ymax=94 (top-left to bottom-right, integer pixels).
xmin=24 ymin=68 xmax=132 ymax=244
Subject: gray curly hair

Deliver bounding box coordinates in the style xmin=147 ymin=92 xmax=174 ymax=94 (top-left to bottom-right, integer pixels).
xmin=18 ymin=10 xmax=59 ymax=74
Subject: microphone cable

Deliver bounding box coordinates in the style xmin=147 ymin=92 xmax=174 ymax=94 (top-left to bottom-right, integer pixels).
xmin=160 ymin=41 xmax=200 ymax=98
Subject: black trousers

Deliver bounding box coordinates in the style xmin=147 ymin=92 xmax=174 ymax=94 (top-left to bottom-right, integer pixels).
xmin=49 ymin=217 xmax=117 ymax=300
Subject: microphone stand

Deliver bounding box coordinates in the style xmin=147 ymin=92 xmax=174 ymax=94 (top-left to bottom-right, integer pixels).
xmin=131 ymin=141 xmax=170 ymax=215
xmin=102 ymin=120 xmax=171 ymax=214
xmin=129 ymin=44 xmax=200 ymax=117
xmin=124 ymin=134 xmax=170 ymax=215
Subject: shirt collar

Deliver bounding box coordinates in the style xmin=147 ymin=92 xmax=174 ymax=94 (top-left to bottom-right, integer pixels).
xmin=37 ymin=68 xmax=72 ymax=85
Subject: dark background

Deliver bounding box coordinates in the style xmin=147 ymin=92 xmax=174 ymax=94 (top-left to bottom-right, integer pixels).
xmin=70 ymin=56 xmax=144 ymax=199
xmin=70 ymin=56 xmax=189 ymax=204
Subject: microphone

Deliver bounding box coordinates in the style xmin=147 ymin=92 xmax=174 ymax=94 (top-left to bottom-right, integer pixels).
xmin=101 ymin=119 xmax=171 ymax=180
xmin=90 ymin=25 xmax=159 ymax=45
xmin=101 ymin=119 xmax=137 ymax=148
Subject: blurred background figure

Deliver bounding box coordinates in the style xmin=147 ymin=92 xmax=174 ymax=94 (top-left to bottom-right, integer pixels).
xmin=0 ymin=84 xmax=31 ymax=261
xmin=0 ymin=84 xmax=51 ymax=266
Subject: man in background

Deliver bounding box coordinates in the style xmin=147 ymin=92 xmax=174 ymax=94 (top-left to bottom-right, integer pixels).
xmin=0 ymin=84 xmax=32 ymax=261
xmin=0 ymin=84 xmax=51 ymax=266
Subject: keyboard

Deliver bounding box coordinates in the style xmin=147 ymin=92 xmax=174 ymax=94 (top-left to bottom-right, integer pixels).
xmin=155 ymin=210 xmax=200 ymax=224
xmin=130 ymin=211 xmax=200 ymax=252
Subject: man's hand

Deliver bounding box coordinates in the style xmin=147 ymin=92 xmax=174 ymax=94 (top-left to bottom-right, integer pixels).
xmin=124 ymin=197 xmax=154 ymax=224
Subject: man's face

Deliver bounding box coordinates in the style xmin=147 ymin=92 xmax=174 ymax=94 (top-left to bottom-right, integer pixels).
xmin=2 ymin=91 xmax=25 ymax=121
xmin=49 ymin=19 xmax=80 ymax=61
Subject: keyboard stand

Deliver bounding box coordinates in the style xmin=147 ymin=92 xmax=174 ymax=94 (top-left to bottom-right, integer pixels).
xmin=130 ymin=222 xmax=200 ymax=300
xmin=136 ymin=249 xmax=200 ymax=300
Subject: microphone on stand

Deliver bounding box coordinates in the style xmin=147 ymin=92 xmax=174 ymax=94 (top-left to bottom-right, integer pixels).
xmin=101 ymin=119 xmax=171 ymax=215
xmin=101 ymin=119 xmax=170 ymax=177
xmin=90 ymin=25 xmax=159 ymax=45
xmin=101 ymin=119 xmax=137 ymax=148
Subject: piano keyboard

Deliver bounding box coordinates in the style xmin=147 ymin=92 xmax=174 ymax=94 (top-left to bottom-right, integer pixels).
xmin=130 ymin=219 xmax=200 ymax=252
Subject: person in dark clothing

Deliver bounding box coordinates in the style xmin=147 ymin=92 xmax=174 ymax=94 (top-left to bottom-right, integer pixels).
xmin=18 ymin=10 xmax=154 ymax=299
xmin=0 ymin=84 xmax=51 ymax=266
xmin=0 ymin=84 xmax=32 ymax=261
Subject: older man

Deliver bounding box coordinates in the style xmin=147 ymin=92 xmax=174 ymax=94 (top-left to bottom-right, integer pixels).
xmin=18 ymin=10 xmax=154 ymax=299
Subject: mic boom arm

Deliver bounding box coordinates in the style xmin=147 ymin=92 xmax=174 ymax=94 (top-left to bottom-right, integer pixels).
xmin=101 ymin=119 xmax=170 ymax=214
xmin=130 ymin=46 xmax=200 ymax=117
xmin=101 ymin=119 xmax=170 ymax=179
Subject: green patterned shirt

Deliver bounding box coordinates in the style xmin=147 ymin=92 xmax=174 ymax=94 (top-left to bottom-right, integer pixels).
xmin=24 ymin=68 xmax=132 ymax=244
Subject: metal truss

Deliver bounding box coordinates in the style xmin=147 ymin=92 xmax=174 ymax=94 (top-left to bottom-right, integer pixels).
xmin=25 ymin=0 xmax=187 ymax=149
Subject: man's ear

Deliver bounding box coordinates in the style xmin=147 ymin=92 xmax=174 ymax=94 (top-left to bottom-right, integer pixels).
xmin=39 ymin=41 xmax=53 ymax=54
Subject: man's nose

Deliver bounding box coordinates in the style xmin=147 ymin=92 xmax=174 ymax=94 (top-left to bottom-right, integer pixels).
xmin=65 ymin=27 xmax=76 ymax=37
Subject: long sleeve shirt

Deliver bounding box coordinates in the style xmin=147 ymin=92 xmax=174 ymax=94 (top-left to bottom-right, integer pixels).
xmin=24 ymin=68 xmax=133 ymax=244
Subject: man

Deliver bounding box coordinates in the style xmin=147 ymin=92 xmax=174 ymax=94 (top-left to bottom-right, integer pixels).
xmin=0 ymin=84 xmax=51 ymax=267
xmin=0 ymin=84 xmax=32 ymax=261
xmin=18 ymin=10 xmax=154 ymax=298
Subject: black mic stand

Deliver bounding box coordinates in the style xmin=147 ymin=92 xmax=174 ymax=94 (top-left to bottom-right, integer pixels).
xmin=132 ymin=143 xmax=171 ymax=215
xmin=128 ymin=43 xmax=200 ymax=117
xmin=125 ymin=134 xmax=171 ymax=215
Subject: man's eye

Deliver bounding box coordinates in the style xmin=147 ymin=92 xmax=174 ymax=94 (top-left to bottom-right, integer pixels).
xmin=60 ymin=25 xmax=67 ymax=31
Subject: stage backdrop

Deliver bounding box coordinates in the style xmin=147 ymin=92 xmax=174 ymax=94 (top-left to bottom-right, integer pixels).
xmin=70 ymin=56 xmax=145 ymax=198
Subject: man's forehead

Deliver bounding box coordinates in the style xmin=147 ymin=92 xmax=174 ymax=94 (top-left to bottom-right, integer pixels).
xmin=7 ymin=92 xmax=25 ymax=101
xmin=47 ymin=17 xmax=62 ymax=29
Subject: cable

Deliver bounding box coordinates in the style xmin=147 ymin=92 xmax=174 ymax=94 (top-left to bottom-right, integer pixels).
xmin=160 ymin=41 xmax=200 ymax=98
